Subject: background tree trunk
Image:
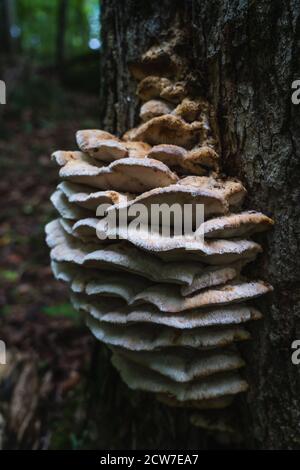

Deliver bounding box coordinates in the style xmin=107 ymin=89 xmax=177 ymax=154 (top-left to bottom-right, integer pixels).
xmin=96 ymin=0 xmax=300 ymax=449
xmin=56 ymin=0 xmax=68 ymax=75
xmin=0 ymin=0 xmax=17 ymax=56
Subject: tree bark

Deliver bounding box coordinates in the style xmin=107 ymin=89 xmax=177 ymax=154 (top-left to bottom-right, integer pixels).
xmin=98 ymin=0 xmax=300 ymax=449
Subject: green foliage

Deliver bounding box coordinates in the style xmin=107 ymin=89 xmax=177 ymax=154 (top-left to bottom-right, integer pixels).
xmin=43 ymin=302 xmax=80 ymax=320
xmin=17 ymin=0 xmax=57 ymax=63
xmin=0 ymin=270 xmax=20 ymax=282
xmin=1 ymin=305 xmax=12 ymax=316
xmin=16 ymin=0 xmax=100 ymax=64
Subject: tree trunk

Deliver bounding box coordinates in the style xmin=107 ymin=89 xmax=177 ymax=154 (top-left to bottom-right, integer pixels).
xmin=56 ymin=0 xmax=68 ymax=75
xmin=0 ymin=0 xmax=16 ymax=56
xmin=97 ymin=0 xmax=300 ymax=449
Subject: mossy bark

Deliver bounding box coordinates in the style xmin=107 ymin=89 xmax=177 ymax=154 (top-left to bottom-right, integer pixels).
xmin=97 ymin=0 xmax=300 ymax=449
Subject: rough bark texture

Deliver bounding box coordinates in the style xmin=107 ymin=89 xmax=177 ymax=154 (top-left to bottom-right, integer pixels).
xmin=98 ymin=0 xmax=300 ymax=449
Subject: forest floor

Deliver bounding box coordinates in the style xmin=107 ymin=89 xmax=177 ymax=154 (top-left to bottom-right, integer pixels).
xmin=0 ymin=67 xmax=102 ymax=449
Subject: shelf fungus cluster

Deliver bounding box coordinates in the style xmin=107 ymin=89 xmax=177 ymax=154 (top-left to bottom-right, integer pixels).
xmin=46 ymin=62 xmax=273 ymax=414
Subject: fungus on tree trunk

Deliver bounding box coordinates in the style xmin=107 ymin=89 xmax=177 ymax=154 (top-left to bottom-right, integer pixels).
xmin=46 ymin=41 xmax=274 ymax=432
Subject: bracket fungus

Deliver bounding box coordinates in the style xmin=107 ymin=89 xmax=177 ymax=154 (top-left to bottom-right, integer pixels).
xmin=46 ymin=45 xmax=273 ymax=417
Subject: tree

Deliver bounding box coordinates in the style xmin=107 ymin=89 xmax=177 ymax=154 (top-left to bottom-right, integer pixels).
xmin=95 ymin=0 xmax=300 ymax=450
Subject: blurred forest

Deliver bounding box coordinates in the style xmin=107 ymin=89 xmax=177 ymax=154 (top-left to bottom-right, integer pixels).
xmin=0 ymin=0 xmax=101 ymax=85
xmin=0 ymin=0 xmax=105 ymax=449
